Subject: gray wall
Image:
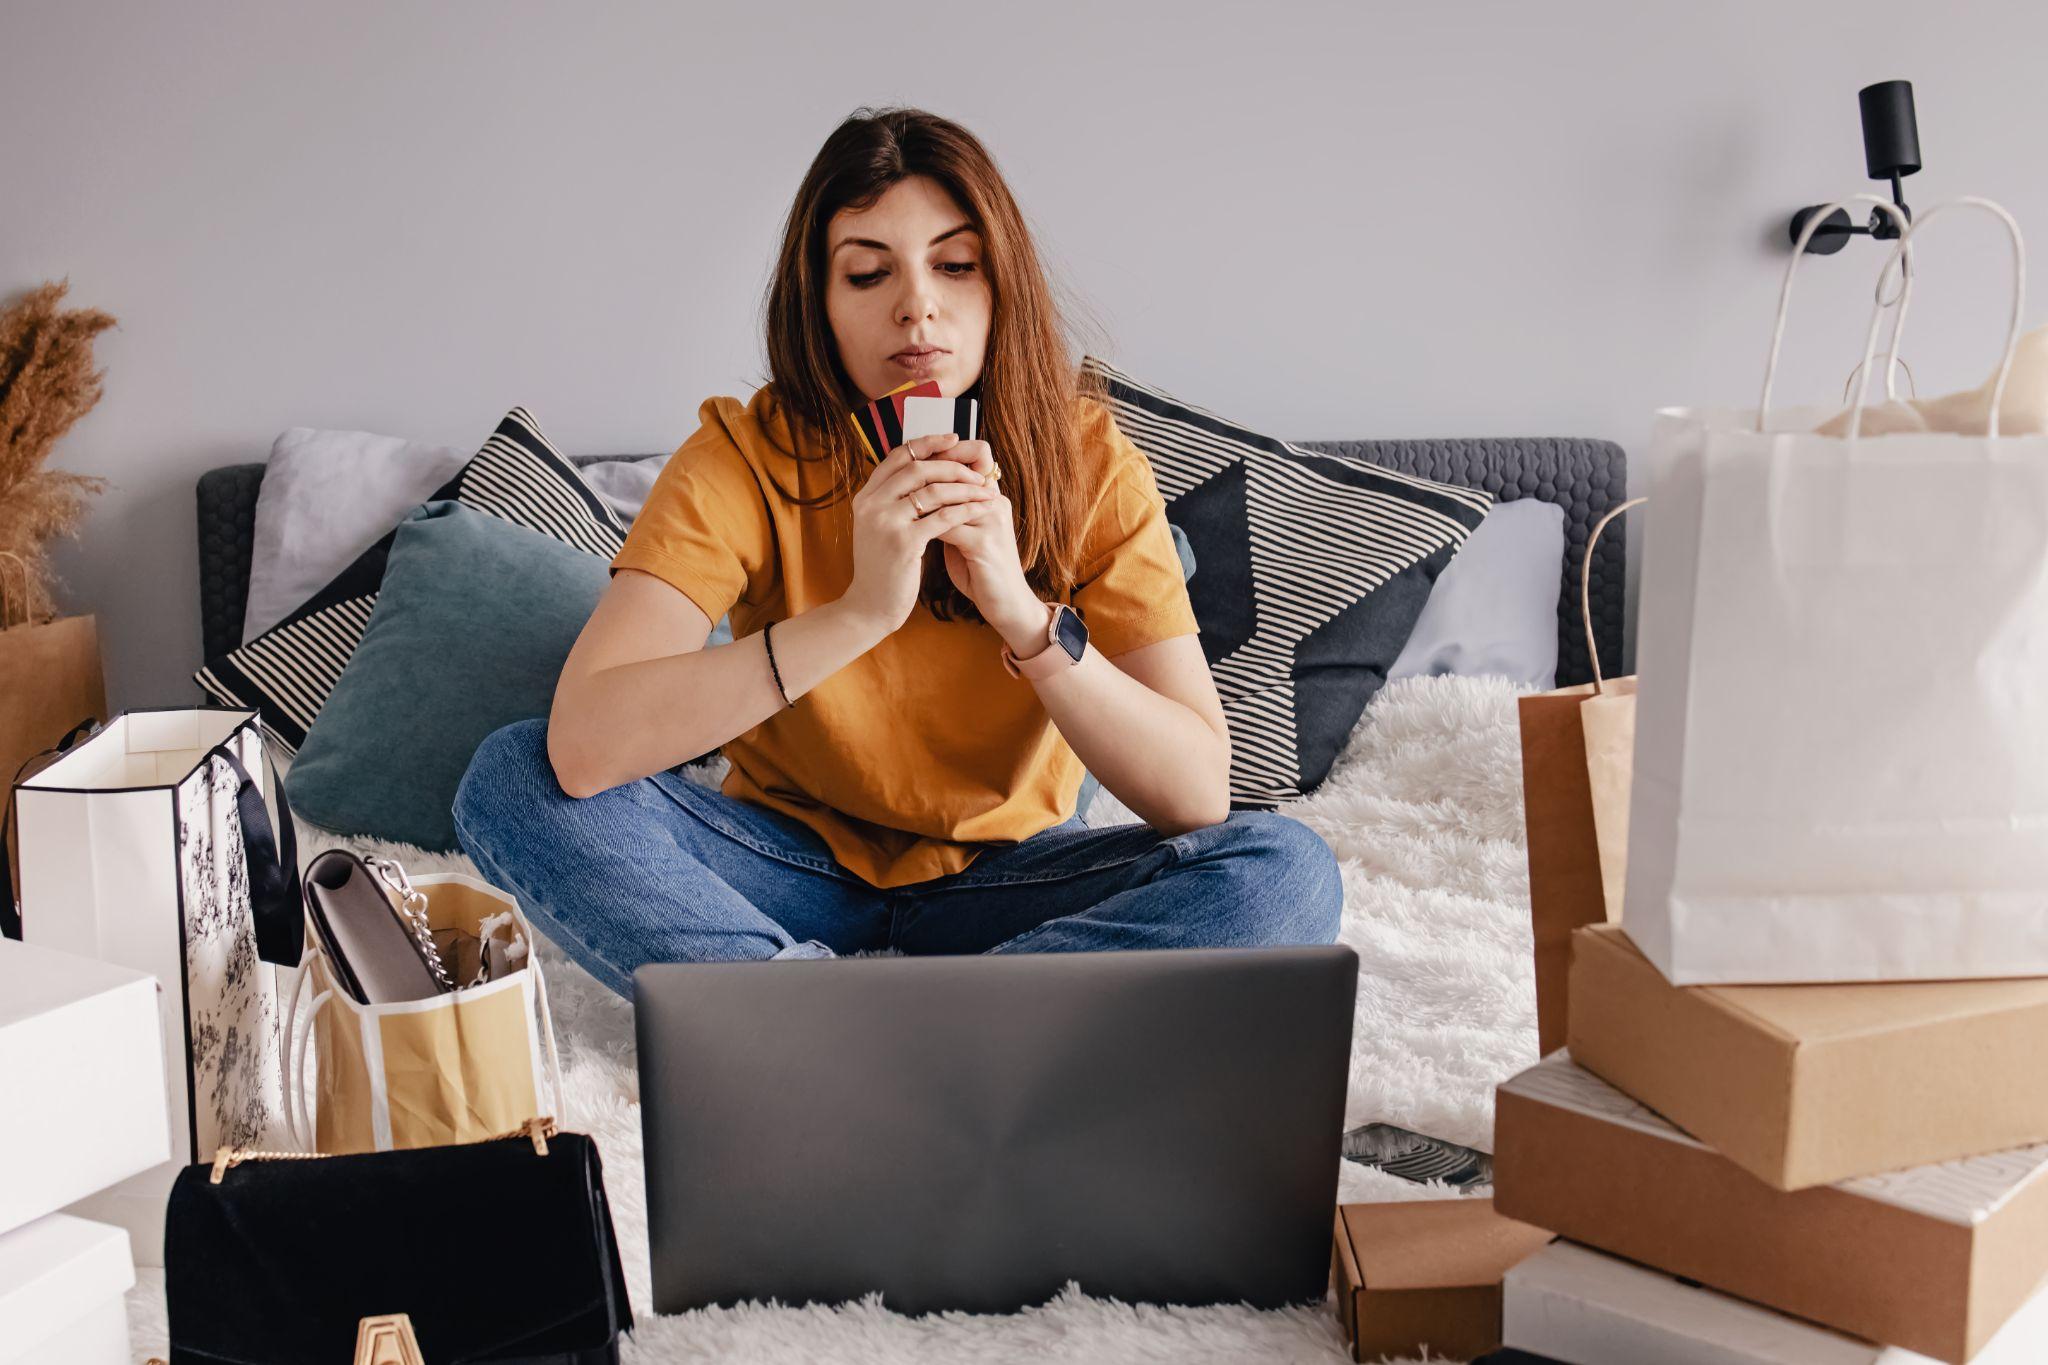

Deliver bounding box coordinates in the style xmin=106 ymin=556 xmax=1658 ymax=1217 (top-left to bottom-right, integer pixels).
xmin=3 ymin=0 xmax=2039 ymax=708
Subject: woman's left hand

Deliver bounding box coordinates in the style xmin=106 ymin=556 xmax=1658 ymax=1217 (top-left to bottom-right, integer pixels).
xmin=925 ymin=438 xmax=1039 ymax=637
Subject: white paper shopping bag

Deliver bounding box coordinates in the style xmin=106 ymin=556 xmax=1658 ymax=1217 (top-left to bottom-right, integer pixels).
xmin=1628 ymin=194 xmax=2048 ymax=985
xmin=15 ymin=705 xmax=302 ymax=1262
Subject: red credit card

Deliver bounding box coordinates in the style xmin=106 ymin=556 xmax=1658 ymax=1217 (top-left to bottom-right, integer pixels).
xmin=848 ymin=378 xmax=942 ymax=465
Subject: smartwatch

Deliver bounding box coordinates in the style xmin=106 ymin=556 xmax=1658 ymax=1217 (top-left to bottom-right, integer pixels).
xmin=1001 ymin=601 xmax=1088 ymax=680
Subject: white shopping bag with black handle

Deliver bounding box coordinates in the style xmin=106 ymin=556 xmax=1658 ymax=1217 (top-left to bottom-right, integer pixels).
xmin=1628 ymin=194 xmax=2048 ymax=985
xmin=15 ymin=704 xmax=302 ymax=1263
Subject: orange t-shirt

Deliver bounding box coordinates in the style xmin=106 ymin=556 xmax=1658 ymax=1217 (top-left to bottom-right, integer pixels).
xmin=607 ymin=383 xmax=1200 ymax=888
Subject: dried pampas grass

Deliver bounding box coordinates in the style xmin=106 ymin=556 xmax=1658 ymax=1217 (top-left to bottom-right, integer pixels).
xmin=0 ymin=278 xmax=116 ymax=626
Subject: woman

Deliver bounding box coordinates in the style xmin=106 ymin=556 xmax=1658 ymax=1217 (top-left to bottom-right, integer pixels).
xmin=452 ymin=106 xmax=1342 ymax=997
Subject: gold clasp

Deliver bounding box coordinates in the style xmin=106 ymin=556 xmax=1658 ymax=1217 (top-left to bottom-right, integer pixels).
xmin=523 ymin=1115 xmax=555 ymax=1156
xmin=354 ymin=1313 xmax=425 ymax=1365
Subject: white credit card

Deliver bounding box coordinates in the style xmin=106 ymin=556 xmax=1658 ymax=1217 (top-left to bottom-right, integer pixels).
xmin=899 ymin=395 xmax=979 ymax=443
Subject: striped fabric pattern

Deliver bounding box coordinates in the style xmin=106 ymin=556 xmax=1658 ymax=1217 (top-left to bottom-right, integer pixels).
xmin=1083 ymin=356 xmax=1490 ymax=807
xmin=197 ymin=408 xmax=623 ymax=756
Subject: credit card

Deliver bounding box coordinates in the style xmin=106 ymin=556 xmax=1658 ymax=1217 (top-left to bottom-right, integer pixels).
xmin=900 ymin=395 xmax=979 ymax=444
xmin=849 ymin=378 xmax=941 ymax=465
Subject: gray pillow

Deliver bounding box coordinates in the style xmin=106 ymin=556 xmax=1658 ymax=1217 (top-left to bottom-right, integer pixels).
xmin=1387 ymin=496 xmax=1565 ymax=689
xmin=243 ymin=428 xmax=470 ymax=641
xmin=285 ymin=499 xmax=610 ymax=851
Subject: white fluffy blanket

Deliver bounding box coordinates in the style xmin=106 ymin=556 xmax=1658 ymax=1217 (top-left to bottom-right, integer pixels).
xmin=128 ymin=674 xmax=1541 ymax=1364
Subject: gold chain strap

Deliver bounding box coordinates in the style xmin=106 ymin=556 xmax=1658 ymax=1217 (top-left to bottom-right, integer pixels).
xmin=364 ymin=854 xmax=458 ymax=991
xmin=210 ymin=1116 xmax=558 ymax=1183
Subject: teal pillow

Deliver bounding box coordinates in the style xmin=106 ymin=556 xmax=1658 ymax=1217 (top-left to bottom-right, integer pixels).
xmin=1073 ymin=520 xmax=1197 ymax=822
xmin=286 ymin=500 xmax=609 ymax=851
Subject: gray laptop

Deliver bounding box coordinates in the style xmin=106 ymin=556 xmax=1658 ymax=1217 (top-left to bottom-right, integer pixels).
xmin=635 ymin=945 xmax=1359 ymax=1316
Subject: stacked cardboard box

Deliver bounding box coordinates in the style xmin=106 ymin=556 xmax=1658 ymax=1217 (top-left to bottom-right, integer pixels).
xmin=1492 ymin=924 xmax=2048 ymax=1363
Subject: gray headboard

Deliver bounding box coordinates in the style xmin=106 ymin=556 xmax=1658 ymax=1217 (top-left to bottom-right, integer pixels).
xmin=196 ymin=439 xmax=1627 ymax=686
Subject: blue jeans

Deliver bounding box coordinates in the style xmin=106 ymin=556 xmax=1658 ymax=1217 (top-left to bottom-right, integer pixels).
xmin=451 ymin=718 xmax=1344 ymax=998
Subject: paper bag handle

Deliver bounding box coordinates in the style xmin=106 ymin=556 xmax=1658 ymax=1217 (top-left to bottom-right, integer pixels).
xmin=1848 ymin=195 xmax=2027 ymax=439
xmin=202 ymin=733 xmax=305 ymax=968
xmin=280 ymin=946 xmax=329 ymax=1151
xmin=1584 ymin=498 xmax=1646 ymax=694
xmin=1759 ymin=193 xmax=1916 ymax=432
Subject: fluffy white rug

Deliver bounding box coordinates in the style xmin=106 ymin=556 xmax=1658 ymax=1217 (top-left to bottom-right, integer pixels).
xmin=127 ymin=674 xmax=1540 ymax=1364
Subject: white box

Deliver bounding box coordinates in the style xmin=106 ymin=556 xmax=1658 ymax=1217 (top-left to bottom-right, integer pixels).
xmin=0 ymin=1214 xmax=135 ymax=1365
xmin=0 ymin=938 xmax=169 ymax=1236
xmin=1504 ymin=1240 xmax=2048 ymax=1365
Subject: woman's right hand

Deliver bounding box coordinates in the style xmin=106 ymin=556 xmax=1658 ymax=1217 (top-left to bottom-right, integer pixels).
xmin=840 ymin=432 xmax=997 ymax=635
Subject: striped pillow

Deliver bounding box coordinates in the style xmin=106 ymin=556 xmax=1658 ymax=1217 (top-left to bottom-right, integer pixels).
xmin=1083 ymin=356 xmax=1492 ymax=807
xmin=197 ymin=408 xmax=624 ymax=757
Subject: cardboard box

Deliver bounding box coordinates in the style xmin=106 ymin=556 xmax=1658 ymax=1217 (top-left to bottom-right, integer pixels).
xmin=0 ymin=1213 xmax=134 ymax=1365
xmin=1504 ymin=1240 xmax=2048 ymax=1365
xmin=1330 ymin=1198 xmax=1554 ymax=1362
xmin=1493 ymin=1052 xmax=2048 ymax=1364
xmin=1567 ymin=923 xmax=2048 ymax=1191
xmin=0 ymin=938 xmax=169 ymax=1235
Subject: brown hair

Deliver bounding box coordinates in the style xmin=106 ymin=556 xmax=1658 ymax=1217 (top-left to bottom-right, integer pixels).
xmin=757 ymin=106 xmax=1105 ymax=624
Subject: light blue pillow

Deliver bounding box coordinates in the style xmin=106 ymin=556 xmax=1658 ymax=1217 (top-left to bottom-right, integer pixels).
xmin=286 ymin=500 xmax=609 ymax=851
xmin=1073 ymin=521 xmax=1198 ymax=822
xmin=1387 ymin=497 xmax=1565 ymax=689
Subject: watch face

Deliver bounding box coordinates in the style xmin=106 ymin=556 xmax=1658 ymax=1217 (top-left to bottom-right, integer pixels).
xmin=1054 ymin=604 xmax=1088 ymax=660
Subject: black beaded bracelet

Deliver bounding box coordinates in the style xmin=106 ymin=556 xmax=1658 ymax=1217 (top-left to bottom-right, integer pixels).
xmin=763 ymin=620 xmax=792 ymax=707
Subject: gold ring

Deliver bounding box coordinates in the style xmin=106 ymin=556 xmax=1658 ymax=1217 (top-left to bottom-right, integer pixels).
xmin=911 ymin=495 xmax=927 ymax=517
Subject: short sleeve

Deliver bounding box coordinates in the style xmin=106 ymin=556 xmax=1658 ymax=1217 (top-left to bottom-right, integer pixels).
xmin=609 ymin=399 xmax=775 ymax=624
xmin=1071 ymin=414 xmax=1201 ymax=658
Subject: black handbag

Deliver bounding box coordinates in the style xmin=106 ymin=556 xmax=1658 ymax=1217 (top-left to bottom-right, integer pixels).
xmin=163 ymin=1120 xmax=633 ymax=1364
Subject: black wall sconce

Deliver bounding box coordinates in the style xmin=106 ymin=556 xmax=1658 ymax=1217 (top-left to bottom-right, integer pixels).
xmin=1788 ymin=80 xmax=1921 ymax=255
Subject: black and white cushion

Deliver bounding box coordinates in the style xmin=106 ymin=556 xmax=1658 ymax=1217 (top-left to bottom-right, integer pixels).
xmin=1083 ymin=356 xmax=1492 ymax=807
xmin=196 ymin=408 xmax=624 ymax=756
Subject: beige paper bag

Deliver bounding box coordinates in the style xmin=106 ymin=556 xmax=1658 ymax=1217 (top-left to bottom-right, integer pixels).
xmin=1517 ymin=499 xmax=1642 ymax=1051
xmin=0 ymin=553 xmax=110 ymax=915
xmin=1580 ymin=690 xmax=1638 ymax=927
xmin=285 ymin=870 xmax=562 ymax=1154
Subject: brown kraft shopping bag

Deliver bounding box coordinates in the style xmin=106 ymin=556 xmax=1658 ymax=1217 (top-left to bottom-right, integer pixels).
xmin=1517 ymin=499 xmax=1642 ymax=1052
xmin=1 ymin=552 xmax=110 ymax=922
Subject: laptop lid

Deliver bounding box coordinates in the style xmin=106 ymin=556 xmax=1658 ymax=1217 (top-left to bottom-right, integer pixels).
xmin=635 ymin=944 xmax=1358 ymax=1315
